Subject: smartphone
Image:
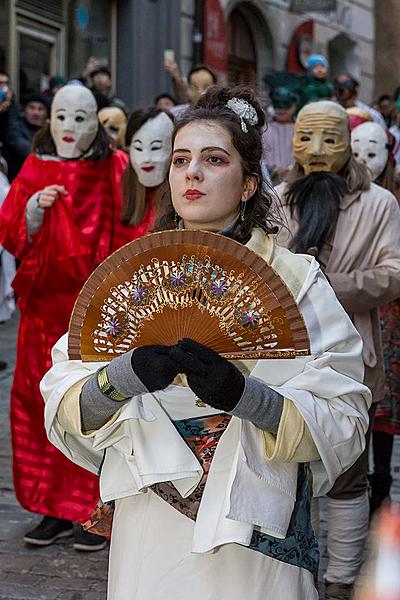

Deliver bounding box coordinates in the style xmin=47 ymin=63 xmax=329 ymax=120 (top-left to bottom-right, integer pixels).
xmin=164 ymin=49 xmax=175 ymax=67
xmin=0 ymin=87 xmax=8 ymax=103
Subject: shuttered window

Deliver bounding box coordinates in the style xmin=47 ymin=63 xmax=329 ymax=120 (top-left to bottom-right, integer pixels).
xmin=16 ymin=0 xmax=65 ymax=23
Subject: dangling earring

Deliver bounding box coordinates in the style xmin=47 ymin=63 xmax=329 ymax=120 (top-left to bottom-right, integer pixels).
xmin=239 ymin=201 xmax=246 ymax=223
xmin=173 ymin=211 xmax=179 ymax=226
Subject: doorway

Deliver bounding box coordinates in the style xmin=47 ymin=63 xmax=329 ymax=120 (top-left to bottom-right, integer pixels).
xmin=15 ymin=16 xmax=63 ymax=102
xmin=227 ymin=6 xmax=257 ymax=87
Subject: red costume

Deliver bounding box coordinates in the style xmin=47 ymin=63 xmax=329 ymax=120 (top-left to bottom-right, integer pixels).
xmin=0 ymin=151 xmax=155 ymax=522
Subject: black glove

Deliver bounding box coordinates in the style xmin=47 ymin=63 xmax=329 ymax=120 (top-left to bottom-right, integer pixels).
xmin=131 ymin=345 xmax=181 ymax=392
xmin=170 ymin=339 xmax=245 ymax=411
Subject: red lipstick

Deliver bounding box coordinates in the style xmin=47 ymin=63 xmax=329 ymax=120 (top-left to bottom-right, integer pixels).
xmin=62 ymin=136 xmax=75 ymax=143
xmin=184 ymin=189 xmax=205 ymax=201
xmin=142 ymin=165 xmax=155 ymax=172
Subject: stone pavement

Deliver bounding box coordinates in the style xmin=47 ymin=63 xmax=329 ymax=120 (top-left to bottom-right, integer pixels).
xmin=0 ymin=312 xmax=399 ymax=599
xmin=0 ymin=314 xmax=108 ymax=600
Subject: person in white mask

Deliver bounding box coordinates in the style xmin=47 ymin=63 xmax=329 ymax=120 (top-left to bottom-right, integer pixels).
xmin=351 ymin=120 xmax=400 ymax=520
xmin=122 ymin=108 xmax=174 ymax=237
xmin=0 ymin=82 xmax=138 ymax=552
xmin=351 ymin=122 xmax=394 ymax=192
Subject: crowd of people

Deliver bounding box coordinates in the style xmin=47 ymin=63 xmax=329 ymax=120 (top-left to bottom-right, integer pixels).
xmin=0 ymin=52 xmax=399 ymax=600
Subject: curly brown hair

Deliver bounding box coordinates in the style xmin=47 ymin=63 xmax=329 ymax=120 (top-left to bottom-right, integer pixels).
xmin=154 ymin=85 xmax=281 ymax=244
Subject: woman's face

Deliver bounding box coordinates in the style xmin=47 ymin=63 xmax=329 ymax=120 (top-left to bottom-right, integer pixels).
xmin=169 ymin=121 xmax=256 ymax=231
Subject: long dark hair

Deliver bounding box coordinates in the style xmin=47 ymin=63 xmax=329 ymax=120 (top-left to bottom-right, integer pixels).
xmin=285 ymin=172 xmax=346 ymax=255
xmin=154 ymin=85 xmax=280 ymax=244
xmin=32 ymin=123 xmax=113 ymax=161
xmin=122 ymin=108 xmax=174 ymax=226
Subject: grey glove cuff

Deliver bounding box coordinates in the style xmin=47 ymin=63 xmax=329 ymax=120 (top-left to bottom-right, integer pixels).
xmin=229 ymin=375 xmax=284 ymax=434
xmin=25 ymin=193 xmax=45 ymax=235
xmin=106 ymin=349 xmax=148 ymax=397
xmin=80 ymin=351 xmax=148 ymax=432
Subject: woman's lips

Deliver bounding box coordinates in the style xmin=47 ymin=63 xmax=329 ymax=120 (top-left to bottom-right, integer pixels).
xmin=184 ymin=189 xmax=205 ymax=201
xmin=62 ymin=136 xmax=75 ymax=143
xmin=141 ymin=165 xmax=155 ymax=172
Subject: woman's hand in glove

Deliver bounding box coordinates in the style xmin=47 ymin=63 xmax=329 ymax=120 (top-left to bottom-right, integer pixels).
xmin=131 ymin=345 xmax=181 ymax=393
xmin=170 ymin=339 xmax=245 ymax=411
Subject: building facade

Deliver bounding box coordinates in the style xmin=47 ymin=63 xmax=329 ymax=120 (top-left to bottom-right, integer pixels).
xmin=180 ymin=0 xmax=376 ymax=104
xmin=0 ymin=0 xmax=376 ymax=110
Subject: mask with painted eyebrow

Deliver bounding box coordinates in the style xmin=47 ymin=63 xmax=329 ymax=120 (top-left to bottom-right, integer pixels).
xmin=50 ymin=84 xmax=98 ymax=159
xmin=129 ymin=112 xmax=174 ymax=187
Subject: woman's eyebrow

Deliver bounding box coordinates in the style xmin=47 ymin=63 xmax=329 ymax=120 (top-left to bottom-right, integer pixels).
xmin=201 ymin=146 xmax=231 ymax=156
xmin=172 ymin=146 xmax=231 ymax=156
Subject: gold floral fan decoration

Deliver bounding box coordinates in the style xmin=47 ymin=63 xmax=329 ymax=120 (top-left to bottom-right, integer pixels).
xmin=68 ymin=230 xmax=310 ymax=361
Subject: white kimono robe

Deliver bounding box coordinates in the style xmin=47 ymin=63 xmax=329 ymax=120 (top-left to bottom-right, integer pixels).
xmin=41 ymin=232 xmax=370 ymax=600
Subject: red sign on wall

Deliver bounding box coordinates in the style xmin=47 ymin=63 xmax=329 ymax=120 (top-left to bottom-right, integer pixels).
xmin=204 ymin=0 xmax=228 ymax=77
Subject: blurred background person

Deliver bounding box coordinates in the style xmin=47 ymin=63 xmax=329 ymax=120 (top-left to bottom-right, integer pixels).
xmin=262 ymin=86 xmax=296 ymax=186
xmin=89 ymin=65 xmax=128 ymax=113
xmin=5 ymin=93 xmax=49 ymax=181
xmin=42 ymin=75 xmax=67 ymax=102
xmin=298 ymin=54 xmax=333 ymax=110
xmin=351 ymin=121 xmax=400 ymax=518
xmin=163 ymin=54 xmax=190 ymax=105
xmin=334 ymin=74 xmax=387 ymax=128
xmin=0 ymin=150 xmax=15 ymax=372
xmin=169 ymin=65 xmax=217 ymax=117
xmin=98 ymin=106 xmax=128 ymax=150
xmin=376 ymin=94 xmax=395 ymax=128
xmin=154 ymin=92 xmax=176 ymax=112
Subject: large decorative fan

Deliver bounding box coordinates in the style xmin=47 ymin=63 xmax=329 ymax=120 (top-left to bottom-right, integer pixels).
xmin=68 ymin=230 xmax=310 ymax=361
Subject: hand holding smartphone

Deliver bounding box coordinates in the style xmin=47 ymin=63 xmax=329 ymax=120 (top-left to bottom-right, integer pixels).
xmin=164 ymin=49 xmax=175 ymax=67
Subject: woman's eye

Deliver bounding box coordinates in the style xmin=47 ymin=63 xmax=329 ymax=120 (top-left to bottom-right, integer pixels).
xmin=109 ymin=126 xmax=119 ymax=133
xmin=353 ymin=152 xmax=359 ymax=157
xmin=300 ymin=135 xmax=310 ymax=142
xmin=151 ymin=144 xmax=162 ymax=151
xmin=207 ymin=155 xmax=223 ymax=164
xmin=57 ymin=115 xmax=65 ymax=121
xmin=134 ymin=146 xmax=142 ymax=152
xmin=368 ymin=153 xmax=376 ymax=158
xmin=325 ymin=138 xmax=335 ymax=144
xmin=75 ymin=116 xmax=84 ymax=123
xmin=173 ymin=157 xmax=187 ymax=165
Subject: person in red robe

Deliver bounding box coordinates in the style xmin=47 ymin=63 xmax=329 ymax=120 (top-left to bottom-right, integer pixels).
xmin=0 ymin=83 xmax=144 ymax=551
xmin=122 ymin=108 xmax=174 ymax=232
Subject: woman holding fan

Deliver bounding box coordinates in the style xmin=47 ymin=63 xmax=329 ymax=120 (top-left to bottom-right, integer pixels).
xmin=41 ymin=86 xmax=370 ymax=599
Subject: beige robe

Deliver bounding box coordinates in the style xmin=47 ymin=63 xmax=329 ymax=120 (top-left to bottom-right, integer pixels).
xmin=275 ymin=181 xmax=400 ymax=401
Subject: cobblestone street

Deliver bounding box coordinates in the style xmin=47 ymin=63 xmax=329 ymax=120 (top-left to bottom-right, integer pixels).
xmin=0 ymin=313 xmax=399 ymax=599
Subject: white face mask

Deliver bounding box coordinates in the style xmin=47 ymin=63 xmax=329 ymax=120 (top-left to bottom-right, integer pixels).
xmin=50 ymin=85 xmax=99 ymax=159
xmin=351 ymin=122 xmax=388 ymax=180
xmin=129 ymin=112 xmax=174 ymax=187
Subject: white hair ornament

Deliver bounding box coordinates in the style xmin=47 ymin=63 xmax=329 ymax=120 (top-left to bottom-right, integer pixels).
xmin=226 ymin=97 xmax=258 ymax=133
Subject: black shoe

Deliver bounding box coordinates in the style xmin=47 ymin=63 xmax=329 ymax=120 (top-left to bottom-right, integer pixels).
xmin=73 ymin=525 xmax=107 ymax=552
xmin=24 ymin=516 xmax=74 ymax=546
xmin=0 ymin=360 xmax=7 ymax=371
